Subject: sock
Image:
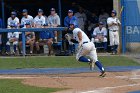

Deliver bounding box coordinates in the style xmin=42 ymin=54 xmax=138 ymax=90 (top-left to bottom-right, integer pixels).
xmin=6 ymin=45 xmax=10 ymax=52
xmin=114 ymin=45 xmax=118 ymax=53
xmin=78 ymin=56 xmax=91 ymax=63
xmin=95 ymin=61 xmax=105 ymax=72
xmin=14 ymin=45 xmax=17 ymax=52
xmin=103 ymin=42 xmax=107 ymax=50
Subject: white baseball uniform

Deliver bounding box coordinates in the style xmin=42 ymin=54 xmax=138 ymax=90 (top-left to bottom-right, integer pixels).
xmin=7 ymin=17 xmax=19 ymax=28
xmin=92 ymin=27 xmax=107 ymax=43
xmin=6 ymin=32 xmax=19 ymax=45
xmin=21 ymin=15 xmax=33 ymax=27
xmin=74 ymin=12 xmax=87 ymax=31
xmin=107 ymin=17 xmax=121 ymax=46
xmin=34 ymin=15 xmax=46 ymax=28
xmin=73 ymin=28 xmax=98 ymax=62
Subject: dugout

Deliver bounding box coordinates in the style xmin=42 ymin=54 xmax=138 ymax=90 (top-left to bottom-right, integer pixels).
xmin=1 ymin=0 xmax=114 ymax=26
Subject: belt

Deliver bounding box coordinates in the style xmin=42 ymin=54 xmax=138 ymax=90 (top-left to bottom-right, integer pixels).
xmin=110 ymin=30 xmax=117 ymax=32
xmin=83 ymin=41 xmax=88 ymax=44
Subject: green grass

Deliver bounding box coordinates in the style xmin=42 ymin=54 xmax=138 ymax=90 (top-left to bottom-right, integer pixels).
xmin=0 ymin=56 xmax=139 ymax=69
xmin=0 ymin=79 xmax=64 ymax=93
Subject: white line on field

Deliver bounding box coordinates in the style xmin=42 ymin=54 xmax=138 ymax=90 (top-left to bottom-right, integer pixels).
xmin=80 ymin=83 xmax=140 ymax=93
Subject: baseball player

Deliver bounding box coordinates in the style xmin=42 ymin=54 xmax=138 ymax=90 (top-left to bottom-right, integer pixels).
xmin=21 ymin=9 xmax=34 ymax=27
xmin=6 ymin=23 xmax=19 ymax=55
xmin=66 ymin=21 xmax=106 ymax=77
xmin=7 ymin=11 xmax=19 ymax=28
xmin=34 ymin=9 xmax=46 ymax=28
xmin=91 ymin=22 xmax=107 ymax=51
xmin=107 ymin=10 xmax=121 ymax=54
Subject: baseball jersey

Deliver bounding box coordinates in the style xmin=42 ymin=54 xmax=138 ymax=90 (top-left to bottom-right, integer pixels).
xmin=64 ymin=16 xmax=78 ymax=27
xmin=107 ymin=17 xmax=121 ymax=30
xmin=7 ymin=32 xmax=19 ymax=39
xmin=34 ymin=15 xmax=46 ymax=28
xmin=93 ymin=27 xmax=107 ymax=36
xmin=73 ymin=28 xmax=90 ymax=43
xmin=74 ymin=12 xmax=87 ymax=26
xmin=21 ymin=15 xmax=33 ymax=26
xmin=7 ymin=17 xmax=19 ymax=28
xmin=47 ymin=14 xmax=60 ymax=27
xmin=39 ymin=31 xmax=54 ymax=39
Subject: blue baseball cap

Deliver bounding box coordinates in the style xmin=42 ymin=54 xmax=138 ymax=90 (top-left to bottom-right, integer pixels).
xmin=11 ymin=11 xmax=17 ymax=15
xmin=99 ymin=21 xmax=104 ymax=25
xmin=22 ymin=9 xmax=28 ymax=13
xmin=68 ymin=10 xmax=73 ymax=13
xmin=38 ymin=9 xmax=43 ymax=12
xmin=50 ymin=8 xmax=55 ymax=11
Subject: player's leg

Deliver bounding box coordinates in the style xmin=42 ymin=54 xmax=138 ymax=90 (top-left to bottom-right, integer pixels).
xmin=28 ymin=40 xmax=34 ymax=54
xmin=103 ymin=37 xmax=107 ymax=51
xmin=13 ymin=41 xmax=18 ymax=54
xmin=6 ymin=41 xmax=10 ymax=54
xmin=114 ymin=31 xmax=119 ymax=54
xmin=46 ymin=40 xmax=53 ymax=56
xmin=35 ymin=41 xmax=40 ymax=53
xmin=89 ymin=43 xmax=106 ymax=76
xmin=109 ymin=31 xmax=115 ymax=54
xmin=76 ymin=47 xmax=91 ymax=63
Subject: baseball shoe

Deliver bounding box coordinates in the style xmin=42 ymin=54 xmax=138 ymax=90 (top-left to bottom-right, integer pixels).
xmin=99 ymin=71 xmax=106 ymax=77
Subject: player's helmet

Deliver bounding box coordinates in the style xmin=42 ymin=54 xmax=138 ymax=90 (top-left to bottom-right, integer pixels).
xmin=11 ymin=11 xmax=17 ymax=16
xmin=111 ymin=10 xmax=117 ymax=16
xmin=22 ymin=9 xmax=28 ymax=13
xmin=38 ymin=9 xmax=43 ymax=13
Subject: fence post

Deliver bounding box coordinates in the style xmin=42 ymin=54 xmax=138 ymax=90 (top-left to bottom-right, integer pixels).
xmin=121 ymin=0 xmax=126 ymax=54
xmin=22 ymin=32 xmax=26 ymax=56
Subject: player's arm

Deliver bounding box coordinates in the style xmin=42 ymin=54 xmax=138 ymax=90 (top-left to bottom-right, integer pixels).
xmin=77 ymin=31 xmax=82 ymax=48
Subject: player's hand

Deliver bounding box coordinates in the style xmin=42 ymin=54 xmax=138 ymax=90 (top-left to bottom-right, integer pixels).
xmin=65 ymin=34 xmax=71 ymax=41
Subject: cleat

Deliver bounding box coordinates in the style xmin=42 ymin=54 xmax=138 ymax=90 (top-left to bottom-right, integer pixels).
xmin=99 ymin=71 xmax=106 ymax=77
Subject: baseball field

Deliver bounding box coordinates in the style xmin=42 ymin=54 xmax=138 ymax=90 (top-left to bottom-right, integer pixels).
xmin=0 ymin=55 xmax=140 ymax=93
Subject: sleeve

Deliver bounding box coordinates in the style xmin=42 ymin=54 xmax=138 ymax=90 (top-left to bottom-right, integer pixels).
xmin=42 ymin=17 xmax=46 ymax=25
xmin=21 ymin=18 xmax=24 ymax=25
xmin=15 ymin=32 xmax=19 ymax=39
xmin=56 ymin=15 xmax=60 ymax=25
xmin=7 ymin=18 xmax=10 ymax=27
xmin=103 ymin=28 xmax=107 ymax=36
xmin=93 ymin=28 xmax=97 ymax=36
xmin=7 ymin=33 xmax=11 ymax=39
xmin=107 ymin=18 xmax=112 ymax=25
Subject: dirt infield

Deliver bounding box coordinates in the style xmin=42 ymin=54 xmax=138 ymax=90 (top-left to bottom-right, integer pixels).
xmin=0 ymin=71 xmax=140 ymax=93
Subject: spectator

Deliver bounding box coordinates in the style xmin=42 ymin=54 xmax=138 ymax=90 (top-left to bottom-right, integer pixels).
xmin=75 ymin=7 xmax=87 ymax=31
xmin=19 ymin=22 xmax=35 ymax=54
xmin=48 ymin=8 xmax=60 ymax=42
xmin=6 ymin=23 xmax=19 ymax=55
xmin=35 ymin=24 xmax=54 ymax=56
xmin=7 ymin=11 xmax=19 ymax=28
xmin=21 ymin=9 xmax=34 ymax=27
xmin=64 ymin=10 xmax=78 ymax=28
xmin=91 ymin=22 xmax=107 ymax=51
xmin=90 ymin=12 xmax=99 ymax=24
xmin=99 ymin=9 xmax=109 ymax=27
xmin=34 ymin=9 xmax=46 ymax=28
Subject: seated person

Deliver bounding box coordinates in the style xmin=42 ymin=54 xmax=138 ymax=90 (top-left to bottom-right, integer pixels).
xmin=6 ymin=23 xmax=19 ymax=55
xmin=35 ymin=24 xmax=54 ymax=56
xmin=19 ymin=22 xmax=35 ymax=54
xmin=91 ymin=22 xmax=107 ymax=51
